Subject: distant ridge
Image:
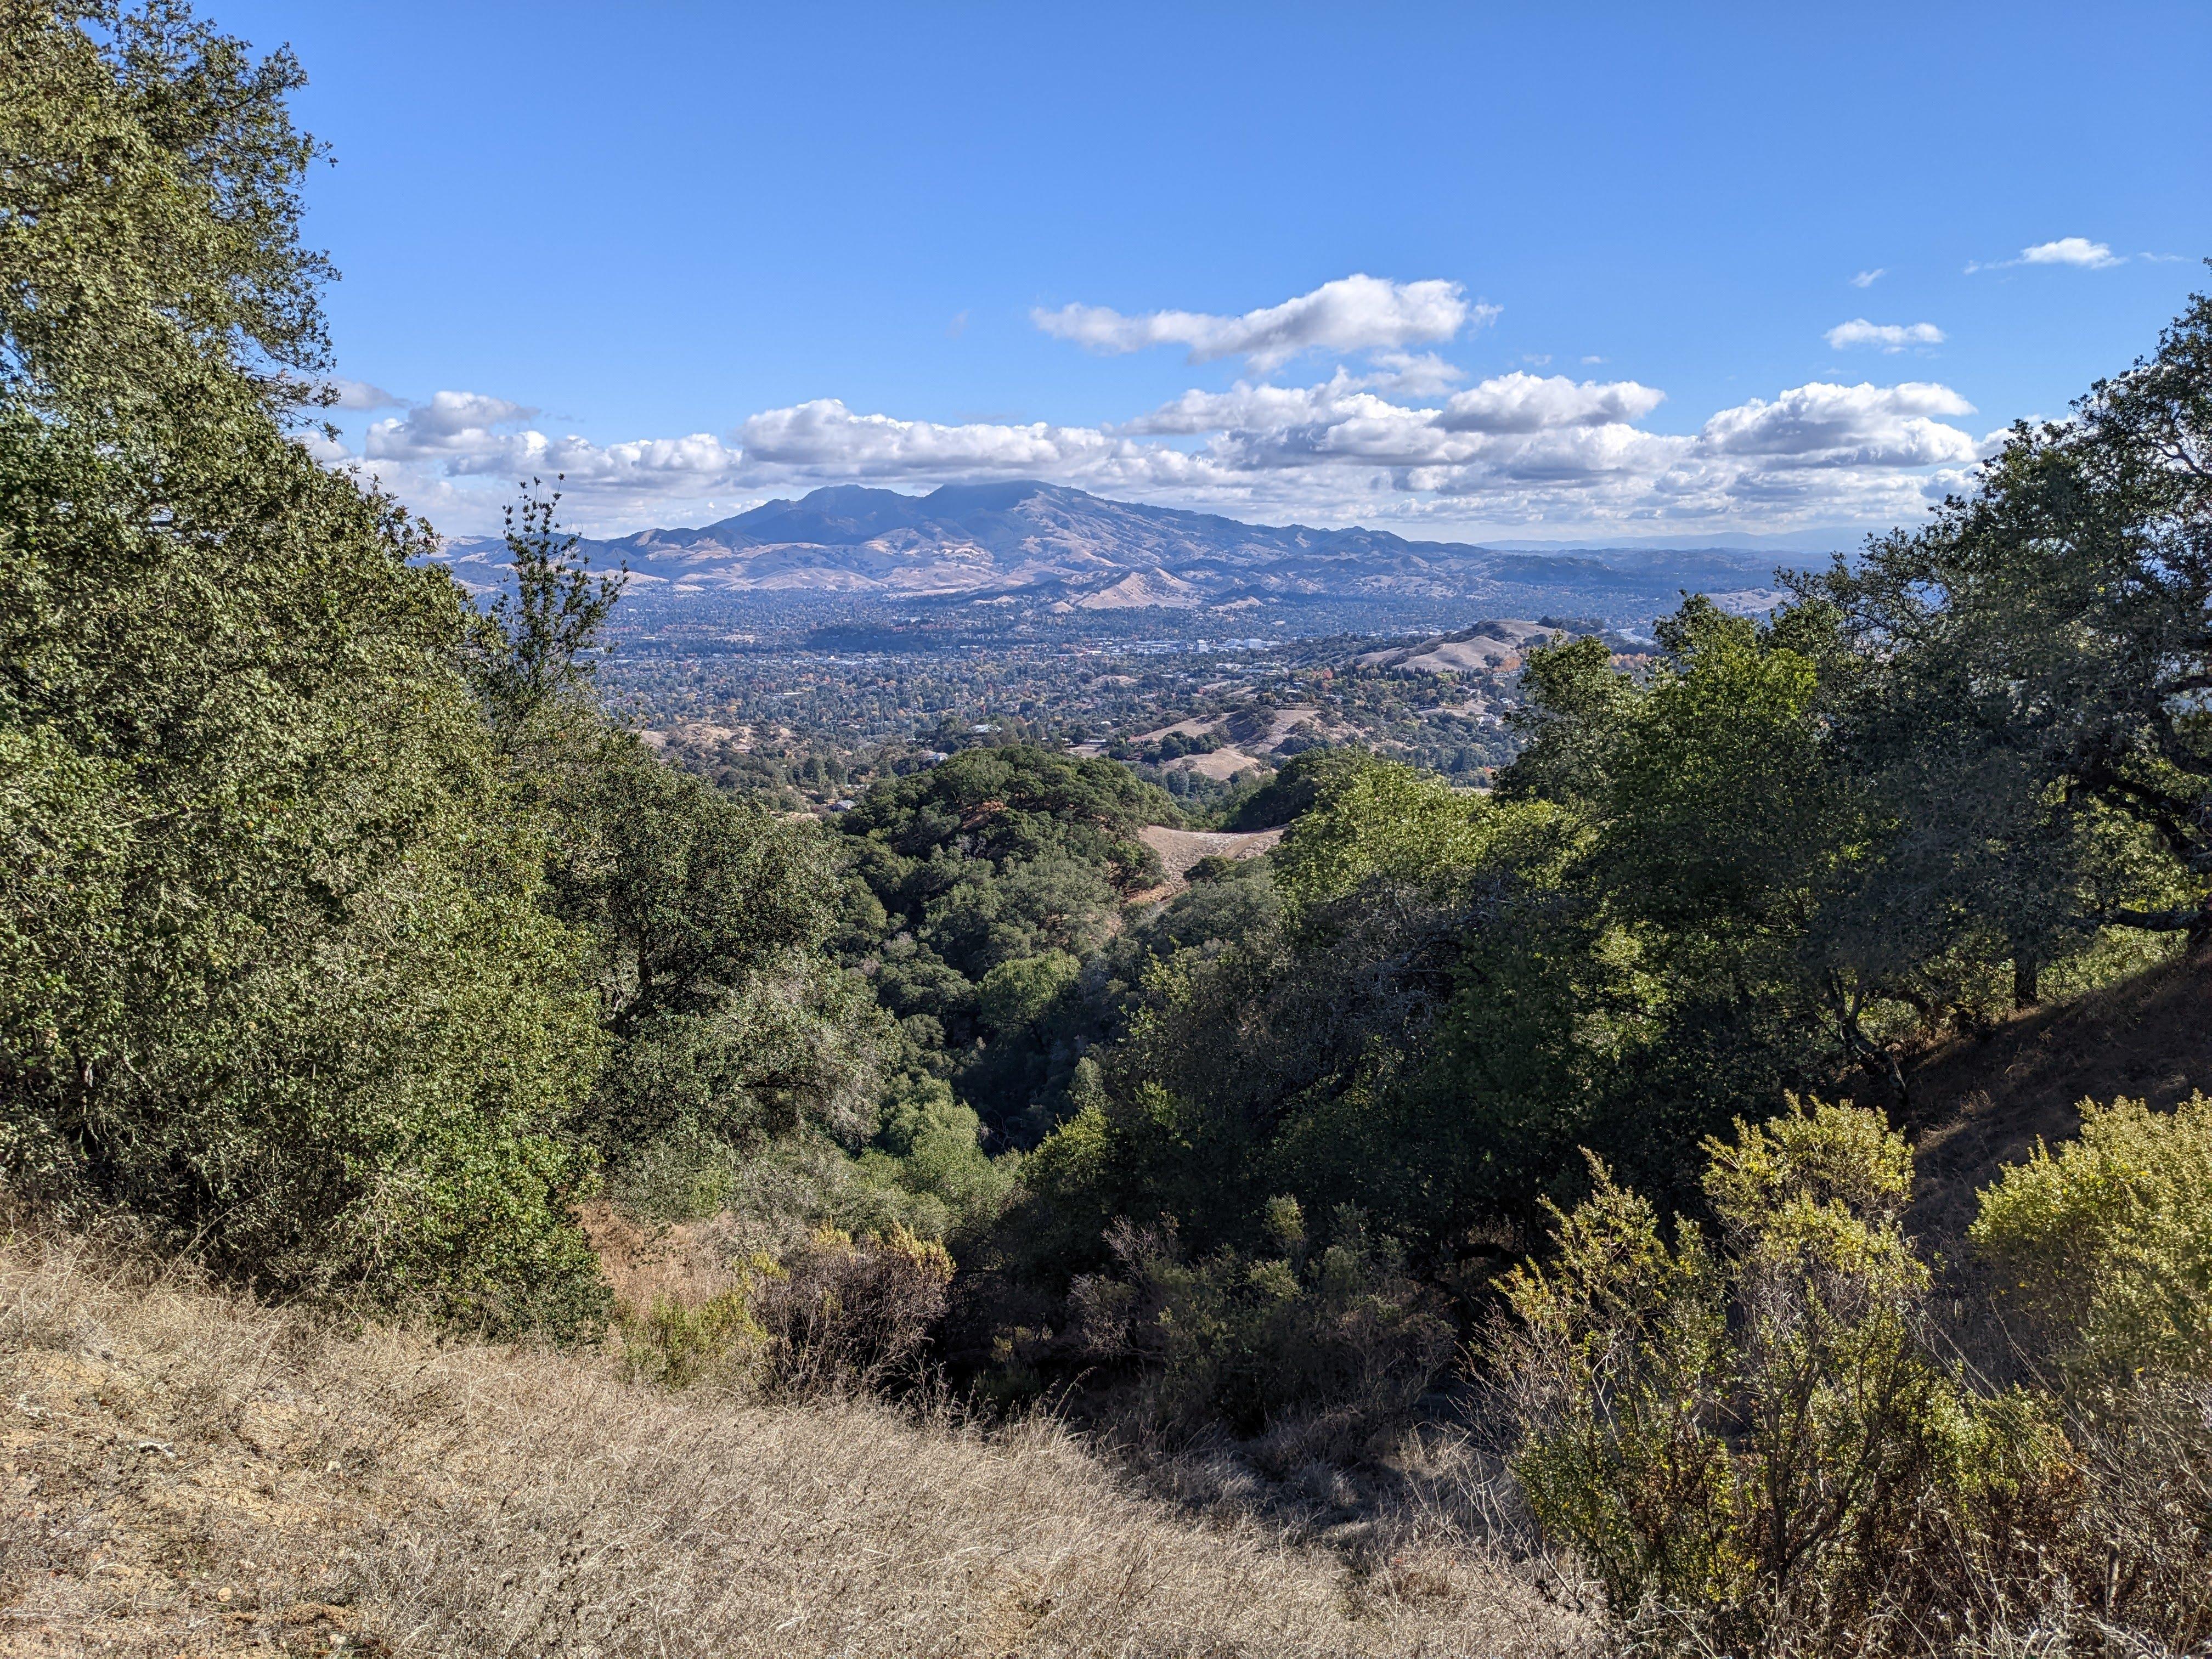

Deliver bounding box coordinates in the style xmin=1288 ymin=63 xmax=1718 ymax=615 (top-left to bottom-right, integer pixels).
xmin=431 ymin=479 xmax=1830 ymax=621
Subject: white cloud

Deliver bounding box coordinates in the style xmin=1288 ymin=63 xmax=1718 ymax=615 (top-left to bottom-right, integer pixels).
xmin=1850 ymin=268 xmax=1886 ymax=288
xmin=1698 ymin=382 xmax=1976 ymax=467
xmin=365 ymin=391 xmax=538 ymax=463
xmin=320 ymin=361 xmax=1984 ymax=539
xmin=2021 ymin=237 xmax=2122 ymax=268
xmin=327 ymin=377 xmax=402 ymax=410
xmin=1824 ymin=319 xmax=1946 ymax=352
xmin=739 ymin=399 xmax=1116 ymax=473
xmin=1031 ymin=274 xmax=1494 ymax=372
xmin=1363 ymin=351 xmax=1465 ymax=397
xmin=1969 ymin=237 xmax=2125 ymax=273
xmin=1436 ymin=371 xmax=1666 ymax=433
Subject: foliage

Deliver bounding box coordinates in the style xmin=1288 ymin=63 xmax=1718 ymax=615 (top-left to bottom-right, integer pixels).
xmin=1491 ymin=1102 xmax=2073 ymax=1655
xmin=859 ymin=1077 xmax=1015 ymax=1237
xmin=1270 ymin=757 xmax=1494 ymax=909
xmin=469 ymin=481 xmax=625 ymax=743
xmin=618 ymin=1284 xmax=769 ymax=1390
xmin=614 ymin=1223 xmax=953 ymax=1396
xmin=1218 ymin=748 xmax=1374 ymax=831
xmin=0 ymin=1 xmax=609 ymax=1331
xmin=751 ymin=1224 xmax=955 ymax=1396
xmin=839 ymin=743 xmax=1178 ymax=891
xmin=0 ymin=0 xmax=332 ymax=420
xmin=823 ymin=743 xmax=1186 ymax=1143
xmin=1058 ymin=1205 xmax=1455 ymax=1437
xmin=1796 ymin=280 xmax=2212 ymax=980
xmin=1971 ymin=1091 xmax=2212 ymax=1379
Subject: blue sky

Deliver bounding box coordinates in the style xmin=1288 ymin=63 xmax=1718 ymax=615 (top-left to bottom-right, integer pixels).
xmin=227 ymin=1 xmax=2210 ymax=541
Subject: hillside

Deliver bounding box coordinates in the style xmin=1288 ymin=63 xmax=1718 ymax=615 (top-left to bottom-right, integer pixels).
xmin=432 ymin=479 xmax=1815 ymax=620
xmin=1352 ymin=619 xmax=1561 ymax=675
xmin=1895 ymin=947 xmax=2212 ymax=1244
xmin=0 ymin=1231 xmax=1582 ymax=1658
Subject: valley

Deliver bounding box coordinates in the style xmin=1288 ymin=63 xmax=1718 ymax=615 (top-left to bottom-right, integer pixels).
xmin=577 ymin=484 xmax=1750 ymax=811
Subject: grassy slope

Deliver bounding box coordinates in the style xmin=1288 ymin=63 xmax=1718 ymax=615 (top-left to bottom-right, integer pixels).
xmin=0 ymin=1232 xmax=1584 ymax=1658
xmin=1898 ymin=946 xmax=2212 ymax=1245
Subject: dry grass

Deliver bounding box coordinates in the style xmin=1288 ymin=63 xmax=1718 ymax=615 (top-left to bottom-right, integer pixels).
xmin=1894 ymin=946 xmax=2212 ymax=1246
xmin=0 ymin=1229 xmax=1588 ymax=1657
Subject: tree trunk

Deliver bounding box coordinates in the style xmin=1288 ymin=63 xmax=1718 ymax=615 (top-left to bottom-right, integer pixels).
xmin=2012 ymin=952 xmax=2040 ymax=1009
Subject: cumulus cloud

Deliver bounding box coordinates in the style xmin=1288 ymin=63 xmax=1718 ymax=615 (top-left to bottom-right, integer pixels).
xmin=1850 ymin=269 xmax=1886 ymax=288
xmin=344 ymin=391 xmax=744 ymax=535
xmin=1968 ymin=237 xmax=2124 ymax=273
xmin=739 ymin=399 xmax=1116 ymax=473
xmin=1031 ymin=274 xmax=1494 ymax=372
xmin=320 ymin=360 xmax=1984 ymax=539
xmin=1437 ymin=371 xmax=1666 ymax=433
xmin=2022 ymin=237 xmax=2122 ymax=268
xmin=1364 ymin=351 xmax=1465 ymax=397
xmin=1698 ymin=382 xmax=1977 ymax=467
xmin=365 ymin=391 xmax=538 ymax=464
xmin=1825 ymin=319 xmax=1945 ymax=352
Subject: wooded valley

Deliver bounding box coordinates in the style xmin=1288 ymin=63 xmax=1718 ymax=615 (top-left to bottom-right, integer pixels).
xmin=3 ymin=7 xmax=2209 ymax=1655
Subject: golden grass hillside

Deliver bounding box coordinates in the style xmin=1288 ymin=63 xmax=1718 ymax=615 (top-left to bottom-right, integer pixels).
xmin=0 ymin=1231 xmax=1588 ymax=1658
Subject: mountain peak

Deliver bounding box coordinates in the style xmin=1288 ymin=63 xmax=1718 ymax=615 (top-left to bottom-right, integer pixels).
xmin=433 ymin=484 xmax=1810 ymax=620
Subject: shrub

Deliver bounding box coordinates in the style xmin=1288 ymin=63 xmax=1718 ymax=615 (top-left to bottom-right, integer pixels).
xmin=617 ymin=1284 xmax=768 ymax=1389
xmin=1967 ymin=1094 xmax=2212 ymax=1650
xmin=1970 ymin=1091 xmax=2212 ymax=1380
xmin=1489 ymin=1101 xmax=2072 ymax=1656
xmin=1065 ymin=1204 xmax=1454 ymax=1438
xmin=752 ymin=1224 xmax=955 ymax=1396
xmin=859 ymin=1080 xmax=1016 ymax=1235
xmin=614 ymin=1224 xmax=952 ymax=1397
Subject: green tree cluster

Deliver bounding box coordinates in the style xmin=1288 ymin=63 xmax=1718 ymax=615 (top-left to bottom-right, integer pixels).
xmin=0 ymin=2 xmax=899 ymax=1332
xmin=956 ymin=283 xmax=2211 ymax=1442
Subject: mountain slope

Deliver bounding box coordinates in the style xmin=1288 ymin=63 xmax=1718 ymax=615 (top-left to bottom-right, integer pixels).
xmin=433 ymin=479 xmax=1822 ymax=616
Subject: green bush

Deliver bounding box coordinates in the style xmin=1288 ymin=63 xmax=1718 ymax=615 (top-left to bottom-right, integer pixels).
xmin=859 ymin=1078 xmax=1015 ymax=1236
xmin=1064 ymin=1202 xmax=1453 ymax=1437
xmin=1490 ymin=1101 xmax=2071 ymax=1655
xmin=0 ymin=1 xmax=611 ymax=1334
xmin=1971 ymin=1091 xmax=2212 ymax=1380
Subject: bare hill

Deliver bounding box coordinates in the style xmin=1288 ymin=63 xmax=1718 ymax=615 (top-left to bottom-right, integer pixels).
xmin=1138 ymin=823 xmax=1284 ymax=884
xmin=1353 ymin=619 xmax=1561 ymax=675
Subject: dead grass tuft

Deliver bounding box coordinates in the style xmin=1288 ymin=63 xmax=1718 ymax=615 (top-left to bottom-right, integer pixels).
xmin=0 ymin=1228 xmax=1588 ymax=1656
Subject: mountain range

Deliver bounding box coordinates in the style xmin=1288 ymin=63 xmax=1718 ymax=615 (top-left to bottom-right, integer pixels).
xmin=433 ymin=480 xmax=1822 ymax=620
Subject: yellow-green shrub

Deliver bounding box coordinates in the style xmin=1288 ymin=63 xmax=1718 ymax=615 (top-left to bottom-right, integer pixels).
xmin=1970 ymin=1091 xmax=2212 ymax=1380
xmin=1490 ymin=1101 xmax=2071 ymax=1653
xmin=618 ymin=1281 xmax=770 ymax=1389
